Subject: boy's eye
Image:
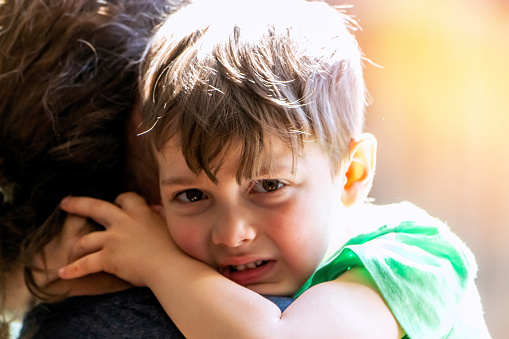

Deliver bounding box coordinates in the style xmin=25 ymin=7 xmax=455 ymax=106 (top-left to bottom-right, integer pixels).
xmin=175 ymin=189 xmax=208 ymax=203
xmin=251 ymin=179 xmax=284 ymax=193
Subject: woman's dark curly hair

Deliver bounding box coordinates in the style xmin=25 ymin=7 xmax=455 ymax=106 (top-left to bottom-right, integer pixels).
xmin=0 ymin=0 xmax=186 ymax=334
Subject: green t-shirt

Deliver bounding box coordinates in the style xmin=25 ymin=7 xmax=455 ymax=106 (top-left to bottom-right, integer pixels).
xmin=294 ymin=203 xmax=491 ymax=339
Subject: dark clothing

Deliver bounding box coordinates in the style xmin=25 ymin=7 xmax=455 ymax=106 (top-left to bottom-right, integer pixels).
xmin=20 ymin=287 xmax=293 ymax=339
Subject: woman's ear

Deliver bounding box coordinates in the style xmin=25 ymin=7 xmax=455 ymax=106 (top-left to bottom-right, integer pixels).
xmin=341 ymin=133 xmax=377 ymax=207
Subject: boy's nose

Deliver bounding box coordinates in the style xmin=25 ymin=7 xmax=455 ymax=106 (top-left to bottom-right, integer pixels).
xmin=211 ymin=209 xmax=256 ymax=248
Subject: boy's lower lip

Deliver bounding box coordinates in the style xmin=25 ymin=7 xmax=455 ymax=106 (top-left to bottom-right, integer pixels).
xmin=222 ymin=260 xmax=276 ymax=286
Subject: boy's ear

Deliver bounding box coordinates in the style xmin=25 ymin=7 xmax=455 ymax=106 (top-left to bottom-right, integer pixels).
xmin=341 ymin=133 xmax=377 ymax=207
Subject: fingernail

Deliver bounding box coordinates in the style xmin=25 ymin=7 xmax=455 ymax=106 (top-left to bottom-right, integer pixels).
xmin=60 ymin=196 xmax=70 ymax=207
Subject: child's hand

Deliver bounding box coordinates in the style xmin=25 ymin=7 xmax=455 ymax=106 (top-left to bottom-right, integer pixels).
xmin=58 ymin=192 xmax=175 ymax=287
xmin=32 ymin=213 xmax=94 ymax=288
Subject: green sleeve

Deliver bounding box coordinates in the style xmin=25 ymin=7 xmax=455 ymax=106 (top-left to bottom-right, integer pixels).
xmin=294 ymin=221 xmax=477 ymax=339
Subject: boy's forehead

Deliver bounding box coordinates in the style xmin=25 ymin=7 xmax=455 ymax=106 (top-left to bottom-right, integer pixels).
xmin=157 ymin=136 xmax=302 ymax=179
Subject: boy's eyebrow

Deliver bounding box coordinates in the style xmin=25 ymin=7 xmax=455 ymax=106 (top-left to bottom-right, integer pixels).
xmin=160 ymin=176 xmax=199 ymax=187
xmin=257 ymin=163 xmax=293 ymax=177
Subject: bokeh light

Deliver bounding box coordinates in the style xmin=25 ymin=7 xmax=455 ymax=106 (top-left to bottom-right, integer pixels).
xmin=327 ymin=0 xmax=509 ymax=336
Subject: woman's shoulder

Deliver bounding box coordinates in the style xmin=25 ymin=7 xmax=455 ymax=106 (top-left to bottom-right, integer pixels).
xmin=20 ymin=287 xmax=185 ymax=339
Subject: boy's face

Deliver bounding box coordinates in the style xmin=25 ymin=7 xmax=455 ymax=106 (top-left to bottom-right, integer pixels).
xmin=157 ymin=138 xmax=346 ymax=296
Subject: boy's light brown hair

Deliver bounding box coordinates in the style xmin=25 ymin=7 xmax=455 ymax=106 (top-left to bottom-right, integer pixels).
xmin=141 ymin=0 xmax=367 ymax=182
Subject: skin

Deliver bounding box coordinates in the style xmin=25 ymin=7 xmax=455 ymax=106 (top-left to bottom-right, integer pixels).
xmin=157 ymin=138 xmax=344 ymax=296
xmin=34 ymin=214 xmax=132 ymax=297
xmin=26 ymin=103 xmax=154 ymax=299
xmin=58 ymin=133 xmax=405 ymax=338
xmin=1 ymin=104 xmax=152 ymax=316
xmin=3 ymin=266 xmax=31 ymax=318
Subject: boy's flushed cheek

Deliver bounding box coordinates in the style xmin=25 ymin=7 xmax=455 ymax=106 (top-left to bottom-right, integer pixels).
xmin=269 ymin=203 xmax=328 ymax=250
xmin=166 ymin=218 xmax=209 ymax=262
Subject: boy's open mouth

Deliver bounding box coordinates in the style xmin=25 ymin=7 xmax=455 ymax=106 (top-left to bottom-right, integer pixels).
xmin=221 ymin=260 xmax=276 ymax=286
xmin=229 ymin=260 xmax=268 ymax=272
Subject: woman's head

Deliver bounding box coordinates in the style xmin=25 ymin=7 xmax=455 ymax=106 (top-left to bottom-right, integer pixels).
xmin=0 ymin=0 xmax=186 ymax=316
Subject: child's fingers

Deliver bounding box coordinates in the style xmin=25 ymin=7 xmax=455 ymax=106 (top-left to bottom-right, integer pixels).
xmin=58 ymin=252 xmax=104 ymax=280
xmin=114 ymin=192 xmax=148 ymax=211
xmin=58 ymin=231 xmax=107 ymax=280
xmin=60 ymin=196 xmax=123 ymax=228
xmin=32 ymin=214 xmax=93 ymax=288
xmin=73 ymin=231 xmax=106 ymax=259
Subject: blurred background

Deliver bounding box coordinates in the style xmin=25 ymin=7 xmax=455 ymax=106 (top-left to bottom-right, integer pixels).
xmin=326 ymin=0 xmax=508 ymax=336
xmin=7 ymin=1 xmax=505 ymax=337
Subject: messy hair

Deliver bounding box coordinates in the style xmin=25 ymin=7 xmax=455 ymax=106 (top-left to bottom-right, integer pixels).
xmin=141 ymin=0 xmax=367 ymax=182
xmin=0 ymin=0 xmax=183 ymax=332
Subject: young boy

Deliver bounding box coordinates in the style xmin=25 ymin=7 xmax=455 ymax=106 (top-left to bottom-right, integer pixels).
xmin=59 ymin=0 xmax=491 ymax=337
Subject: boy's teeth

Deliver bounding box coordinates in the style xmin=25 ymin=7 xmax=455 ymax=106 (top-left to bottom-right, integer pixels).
xmin=232 ymin=260 xmax=265 ymax=271
xmin=246 ymin=262 xmax=257 ymax=269
xmin=235 ymin=264 xmax=247 ymax=271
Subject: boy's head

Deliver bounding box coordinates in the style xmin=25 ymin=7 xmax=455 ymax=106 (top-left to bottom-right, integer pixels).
xmin=141 ymin=0 xmax=377 ymax=296
xmin=141 ymin=0 xmax=367 ymax=181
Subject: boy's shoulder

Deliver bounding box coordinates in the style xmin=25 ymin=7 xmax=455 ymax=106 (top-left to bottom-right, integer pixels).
xmin=321 ymin=202 xmax=490 ymax=338
xmin=353 ymin=201 xmax=446 ymax=234
xmin=329 ymin=201 xmax=445 ymax=252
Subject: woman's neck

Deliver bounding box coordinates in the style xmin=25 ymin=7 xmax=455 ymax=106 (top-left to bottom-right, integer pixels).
xmin=43 ymin=273 xmax=133 ymax=300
